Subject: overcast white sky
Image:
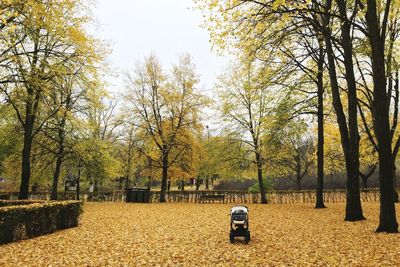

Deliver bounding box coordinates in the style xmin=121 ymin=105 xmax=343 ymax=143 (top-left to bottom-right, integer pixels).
xmin=91 ymin=0 xmax=228 ymax=95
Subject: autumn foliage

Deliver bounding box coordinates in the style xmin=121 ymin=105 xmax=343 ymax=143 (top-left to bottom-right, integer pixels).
xmin=1 ymin=202 xmax=400 ymax=266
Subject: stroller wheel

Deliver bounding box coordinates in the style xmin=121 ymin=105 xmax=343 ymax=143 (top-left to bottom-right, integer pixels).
xmin=229 ymin=232 xmax=235 ymax=243
xmin=245 ymin=231 xmax=250 ymax=244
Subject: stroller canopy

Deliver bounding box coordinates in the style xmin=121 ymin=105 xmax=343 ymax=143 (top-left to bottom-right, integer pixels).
xmin=231 ymin=206 xmax=248 ymax=214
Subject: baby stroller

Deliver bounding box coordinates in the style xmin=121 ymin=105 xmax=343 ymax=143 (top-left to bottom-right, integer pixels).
xmin=229 ymin=205 xmax=250 ymax=244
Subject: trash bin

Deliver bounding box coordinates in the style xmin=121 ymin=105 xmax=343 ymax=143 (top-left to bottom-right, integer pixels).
xmin=126 ymin=188 xmax=150 ymax=203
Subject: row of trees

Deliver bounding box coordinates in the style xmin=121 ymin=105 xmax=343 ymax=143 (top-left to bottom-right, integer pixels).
xmin=0 ymin=0 xmax=126 ymax=200
xmin=196 ymin=0 xmax=399 ymax=232
xmin=1 ymin=0 xmax=398 ymax=233
xmin=0 ymin=1 xmax=329 ymax=206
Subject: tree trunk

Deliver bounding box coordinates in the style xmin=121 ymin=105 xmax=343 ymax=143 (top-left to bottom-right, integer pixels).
xmin=393 ymin=163 xmax=399 ymax=203
xmin=375 ymin=143 xmax=398 ymax=232
xmin=296 ymin=177 xmax=302 ymax=191
xmin=94 ymin=179 xmax=100 ymax=195
xmin=345 ymin=166 xmax=365 ymax=221
xmin=365 ymin=0 xmax=398 ymax=233
xmin=19 ymin=139 xmax=32 ymax=199
xmin=325 ymin=35 xmax=363 ymax=219
xmin=51 ymin=155 xmax=63 ymax=200
xmin=205 ymin=178 xmax=209 ymax=190
xmin=337 ymin=0 xmax=364 ymax=221
xmin=323 ymin=0 xmax=364 ymax=220
xmin=315 ymin=4 xmax=326 ymax=209
xmin=360 ymin=174 xmax=368 ymax=190
xmin=51 ymin=123 xmax=65 ymax=200
xmin=315 ymin=54 xmax=326 ymax=208
xmin=147 ymin=176 xmax=152 ymax=189
xmin=125 ymin=176 xmax=130 ymax=190
xmin=195 ymin=177 xmax=200 ymax=191
xmin=255 ymin=152 xmax=267 ymax=204
xmin=19 ymin=121 xmax=34 ymax=200
xmin=124 ymin=159 xmax=131 ymax=190
xmin=295 ymin=159 xmax=302 ymax=191
xmin=360 ymin=164 xmax=376 ymax=190
xmin=76 ymin=163 xmax=80 ymax=201
xmin=159 ymin=155 xmax=168 ymax=203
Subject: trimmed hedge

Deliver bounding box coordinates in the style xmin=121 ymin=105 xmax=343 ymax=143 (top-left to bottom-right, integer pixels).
xmin=0 ymin=201 xmax=82 ymax=245
xmin=0 ymin=200 xmax=46 ymax=207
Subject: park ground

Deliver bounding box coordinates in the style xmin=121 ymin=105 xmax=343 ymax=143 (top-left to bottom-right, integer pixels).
xmin=1 ymin=203 xmax=400 ymax=266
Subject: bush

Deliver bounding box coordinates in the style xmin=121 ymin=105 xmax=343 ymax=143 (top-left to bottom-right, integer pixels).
xmin=213 ymin=179 xmax=256 ymax=191
xmin=248 ymin=178 xmax=274 ymax=193
xmin=0 ymin=200 xmax=45 ymax=207
xmin=0 ymin=201 xmax=82 ymax=245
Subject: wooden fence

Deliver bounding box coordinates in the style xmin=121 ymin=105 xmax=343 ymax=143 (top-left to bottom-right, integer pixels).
xmin=0 ymin=188 xmax=395 ymax=204
xmin=148 ymin=189 xmax=384 ymax=204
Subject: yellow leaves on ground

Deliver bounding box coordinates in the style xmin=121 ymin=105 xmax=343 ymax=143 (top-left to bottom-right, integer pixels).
xmin=1 ymin=202 xmax=400 ymax=266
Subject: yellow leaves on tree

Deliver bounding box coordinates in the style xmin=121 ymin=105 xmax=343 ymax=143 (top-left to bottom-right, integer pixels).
xmin=125 ymin=54 xmax=209 ymax=200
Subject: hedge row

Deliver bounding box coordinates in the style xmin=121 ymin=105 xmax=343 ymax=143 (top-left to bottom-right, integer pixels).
xmin=0 ymin=200 xmax=46 ymax=207
xmin=0 ymin=201 xmax=82 ymax=245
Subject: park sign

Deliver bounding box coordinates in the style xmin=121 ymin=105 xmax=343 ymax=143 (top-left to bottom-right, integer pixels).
xmin=65 ymin=179 xmax=78 ymax=192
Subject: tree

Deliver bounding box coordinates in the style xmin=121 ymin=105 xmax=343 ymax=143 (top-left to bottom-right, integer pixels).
xmin=79 ymin=95 xmax=122 ymax=194
xmin=0 ymin=0 xmax=100 ymax=199
xmin=37 ymin=61 xmax=100 ymax=200
xmin=0 ymin=1 xmax=24 ymax=34
xmin=218 ymin=59 xmax=283 ymax=204
xmin=198 ymin=131 xmax=252 ymax=182
xmin=0 ymin=105 xmax=20 ymax=180
xmin=280 ymin=125 xmax=314 ymax=191
xmin=364 ymin=0 xmax=399 ymax=232
xmin=126 ymin=54 xmax=207 ymax=202
xmin=117 ymin=121 xmax=138 ymax=190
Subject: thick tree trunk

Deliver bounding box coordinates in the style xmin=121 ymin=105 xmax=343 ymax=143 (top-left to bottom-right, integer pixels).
xmin=205 ymin=178 xmax=209 ymax=190
xmin=337 ymin=0 xmax=364 ymax=221
xmin=316 ymin=43 xmax=326 ymax=209
xmin=51 ymin=124 xmax=65 ymax=200
xmin=315 ymin=4 xmax=329 ymax=209
xmin=345 ymin=165 xmax=365 ymax=221
xmin=19 ymin=137 xmax=32 ymax=200
xmin=375 ymin=142 xmax=398 ymax=232
xmin=323 ymin=0 xmax=364 ymax=220
xmin=325 ymin=36 xmax=364 ymax=219
xmin=51 ymin=155 xmax=63 ymax=200
xmin=19 ymin=120 xmax=34 ymax=200
xmin=255 ymin=152 xmax=267 ymax=204
xmin=366 ymin=0 xmax=398 ymax=233
xmin=159 ymin=155 xmax=168 ymax=203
